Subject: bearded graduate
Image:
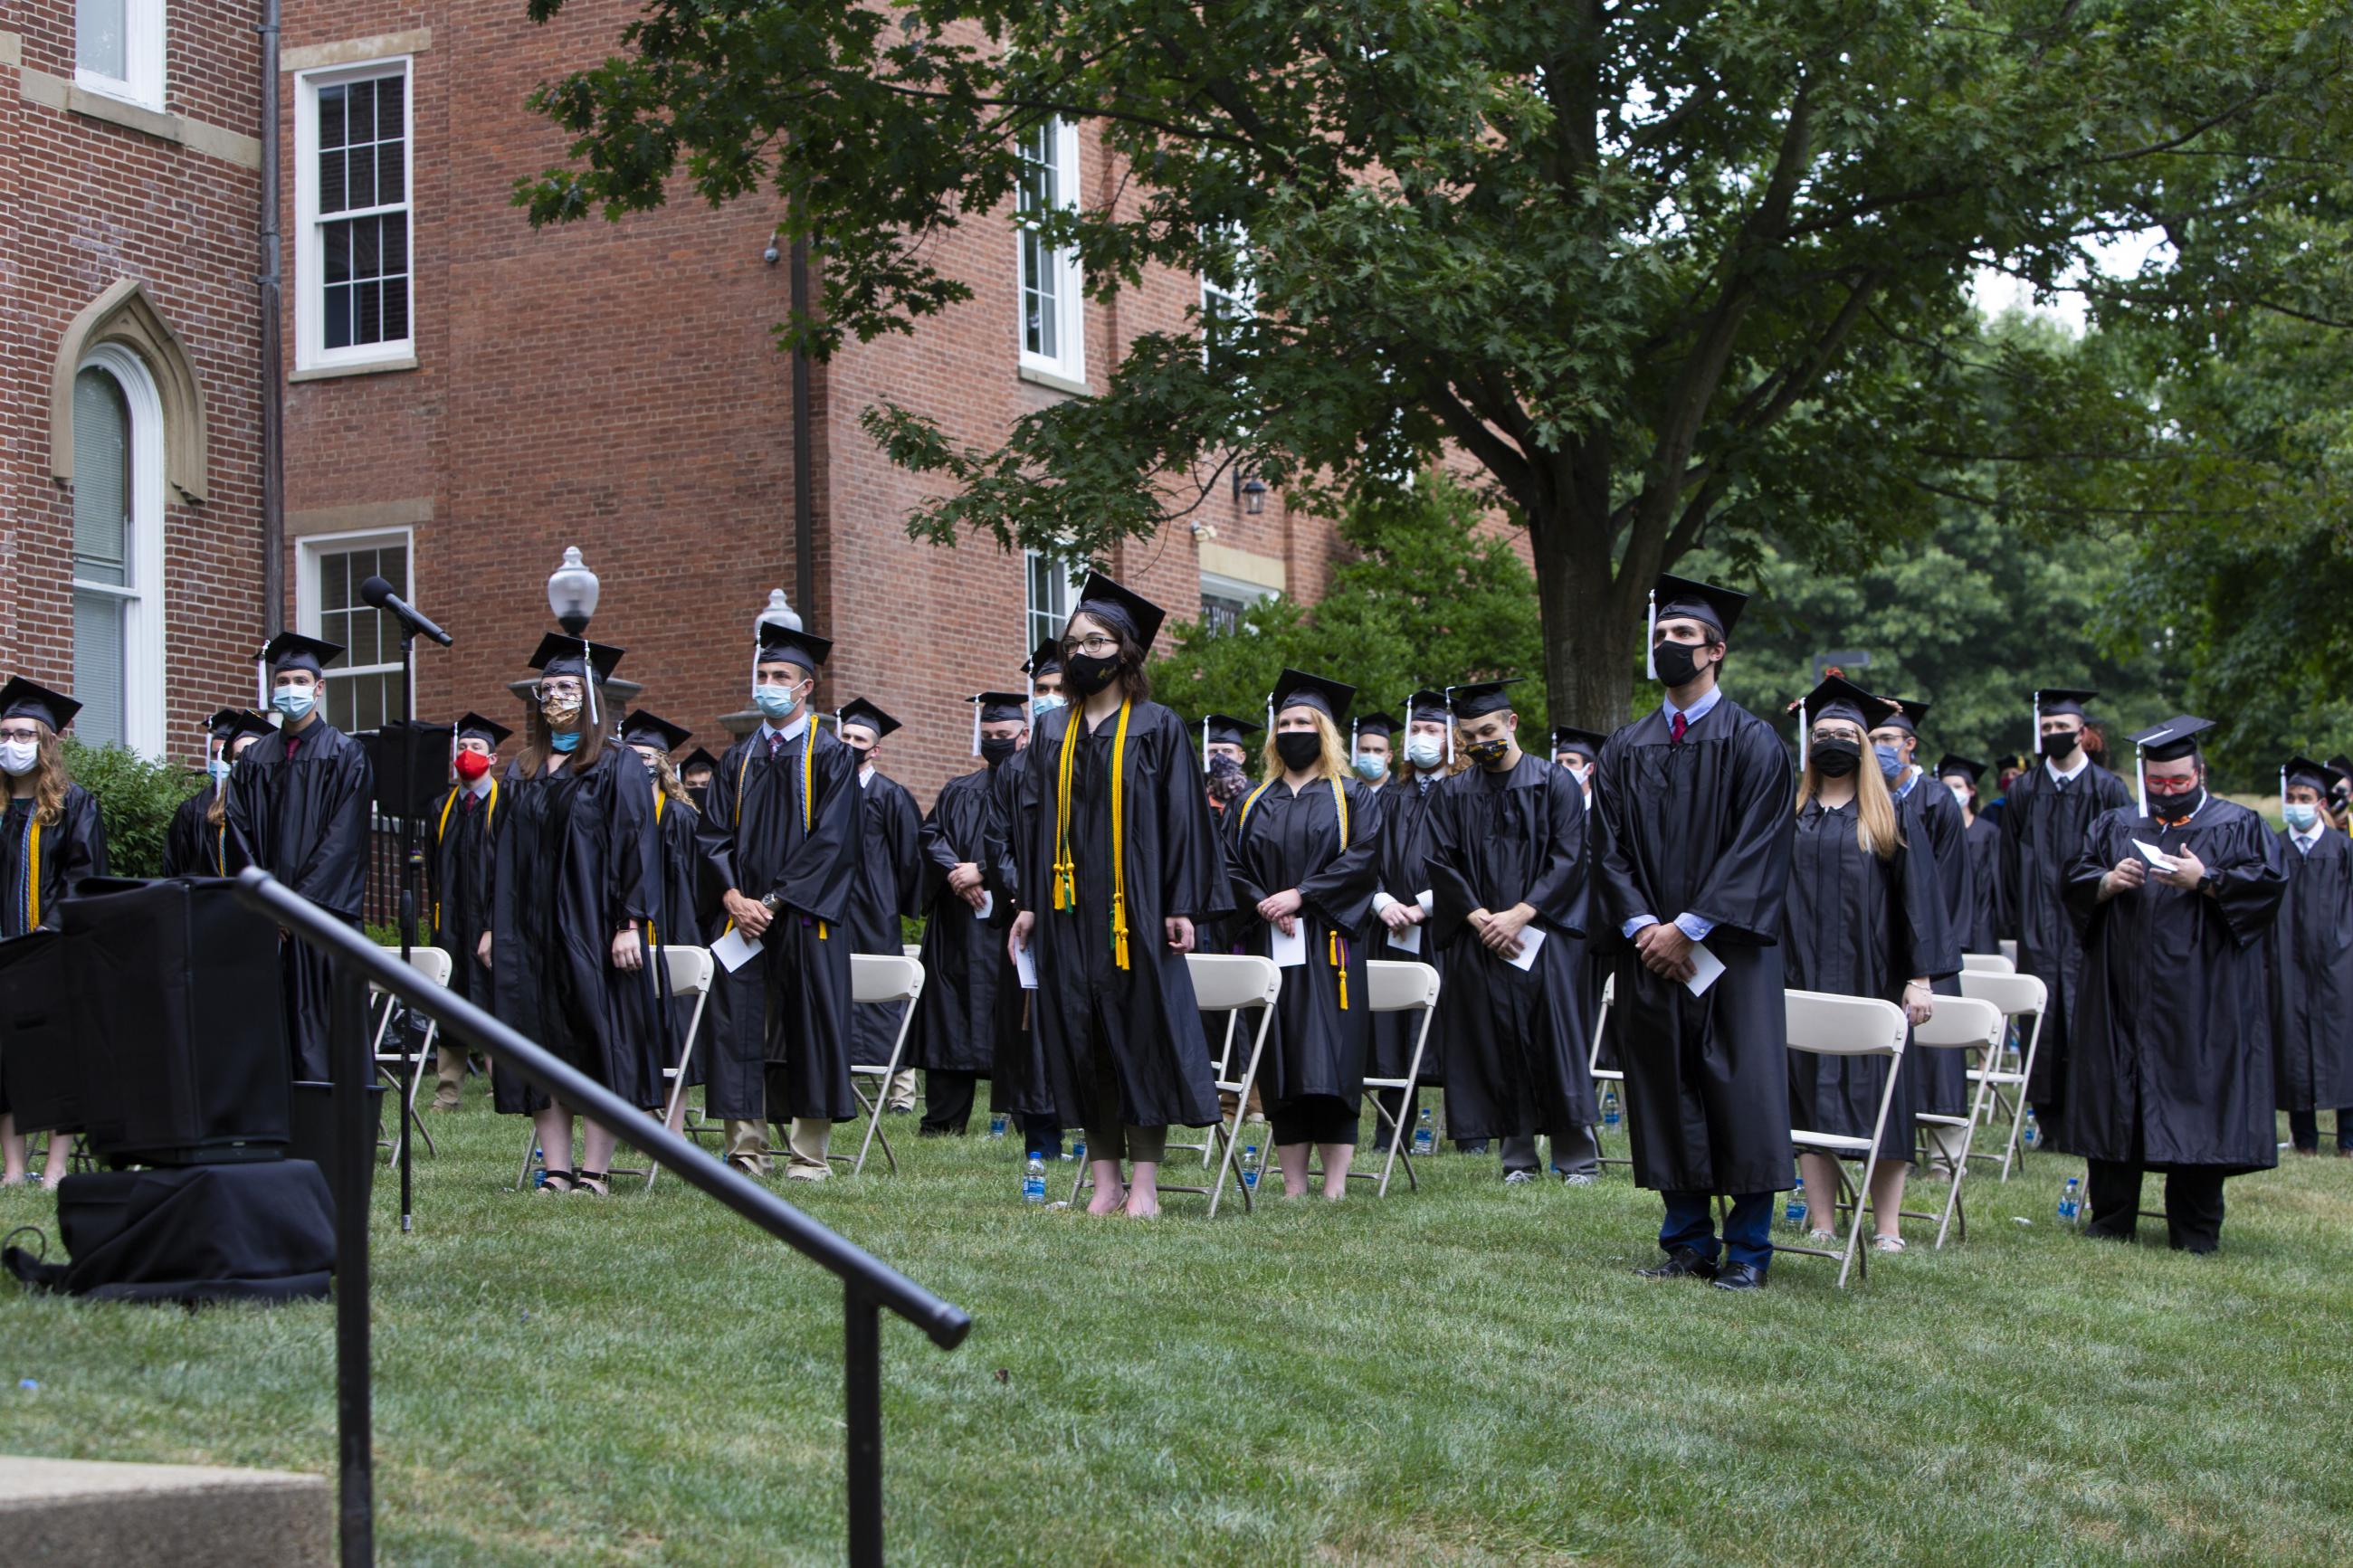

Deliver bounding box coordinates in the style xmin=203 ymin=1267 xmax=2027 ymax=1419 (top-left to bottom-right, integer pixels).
xmin=1007 ymin=575 xmax=1230 ymax=1217
xmin=1223 ymin=669 xmax=1384 ymax=1199
xmin=2062 ymin=718 xmax=2287 ymax=1252
xmin=1870 ymin=698 xmax=1974 ymax=1175
xmin=424 ymin=711 xmax=510 ymax=1111
xmin=163 ymin=708 xmax=273 ymax=877
xmin=226 ymin=633 xmax=373 ymax=1082
xmin=1998 ymin=688 xmax=2133 ymax=1142
xmin=1366 ymin=691 xmax=1453 ymax=1151
xmin=1424 ymin=679 xmax=1599 ymax=1184
xmin=2271 ymin=757 xmax=2353 ymax=1157
xmin=622 ymin=708 xmax=705 ymax=1126
xmin=1592 ymin=575 xmax=1795 ymax=1292
xmin=835 ymin=698 xmax=924 ymax=1105
xmin=983 ymin=645 xmax=1066 ymax=1156
xmin=910 ymin=693 xmax=1028 ymax=1136
xmin=488 ymin=635 xmax=662 ymax=1196
xmin=1936 ymin=755 xmax=2000 ymax=954
xmin=1785 ymin=679 xmax=1954 ymax=1252
xmin=695 ymin=620 xmax=862 ymax=1179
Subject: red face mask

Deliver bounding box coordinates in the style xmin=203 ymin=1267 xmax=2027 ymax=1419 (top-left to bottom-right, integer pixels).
xmin=453 ymin=748 xmax=491 ymax=782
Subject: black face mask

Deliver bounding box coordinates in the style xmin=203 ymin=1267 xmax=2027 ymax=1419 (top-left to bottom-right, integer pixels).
xmin=1063 ymin=651 xmax=1120 ymax=697
xmin=2040 ymin=729 xmax=2081 ymax=760
xmin=1813 ymin=739 xmax=1862 ymax=778
xmin=686 ymin=786 xmax=709 ymax=814
xmin=1465 ymin=737 xmax=1510 ymax=770
xmin=2148 ymin=785 xmax=2202 ymax=822
xmin=1653 ymin=639 xmax=1709 ymax=688
xmin=979 ymin=736 xmax=1018 ymax=767
xmin=1275 ymin=732 xmax=1323 ymax=771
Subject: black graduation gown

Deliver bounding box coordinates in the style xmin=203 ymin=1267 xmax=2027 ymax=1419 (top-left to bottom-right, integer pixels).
xmin=1222 ymin=774 xmax=1382 ymax=1113
xmin=161 ymin=785 xmax=220 ymax=878
xmin=1997 ymin=760 xmax=2133 ymax=1127
xmin=1424 ymin=756 xmax=1598 ymax=1143
xmin=1592 ymin=697 xmax=1796 ymax=1196
xmin=1897 ymin=771 xmax=1973 ymax=1117
xmin=1367 ymin=773 xmax=1449 ymax=1083
xmin=1963 ymin=813 xmax=2000 ymax=955
xmin=2060 ymin=798 xmax=2288 ymax=1172
xmin=984 ymin=746 xmax=1057 ymax=1117
xmin=0 ymin=785 xmax=108 ymax=937
xmin=225 ymin=721 xmax=373 ymax=1081
xmin=1015 ymin=699 xmax=1230 ymax=1131
xmin=693 ymin=723 xmax=861 ymax=1122
xmin=428 ymin=781 xmax=499 ymax=1012
xmin=910 ymin=767 xmax=1000 ymax=1075
xmin=648 ymin=786 xmax=707 ymax=1084
xmin=847 ymin=768 xmax=923 ymax=1069
xmin=1783 ymin=799 xmax=1957 ymax=1161
xmin=489 ymin=747 xmax=665 ymax=1115
xmin=2270 ymin=828 xmax=2353 ymax=1114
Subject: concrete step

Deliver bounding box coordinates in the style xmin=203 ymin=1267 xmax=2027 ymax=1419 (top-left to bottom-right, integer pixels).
xmin=0 ymin=1454 xmax=330 ymax=1566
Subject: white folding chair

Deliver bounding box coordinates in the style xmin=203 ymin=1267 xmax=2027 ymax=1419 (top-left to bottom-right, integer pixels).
xmin=1998 ymin=938 xmax=2017 ymax=966
xmin=837 ymin=953 xmax=926 ymax=1175
xmin=1780 ymin=989 xmax=1908 ymax=1288
xmin=1958 ymin=971 xmax=2048 ymax=1182
xmin=643 ymin=946 xmax=717 ymax=1190
xmin=1904 ymin=995 xmax=2005 ymax=1248
xmin=1960 ymin=952 xmax=2015 ymax=974
xmin=1586 ymin=974 xmax=1630 ymax=1169
xmin=371 ymin=945 xmax=452 ymax=1166
xmin=1352 ymin=959 xmax=1442 ymax=1198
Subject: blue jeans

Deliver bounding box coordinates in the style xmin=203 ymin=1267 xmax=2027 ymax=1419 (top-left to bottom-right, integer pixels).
xmin=1659 ymin=1190 xmax=1775 ymax=1271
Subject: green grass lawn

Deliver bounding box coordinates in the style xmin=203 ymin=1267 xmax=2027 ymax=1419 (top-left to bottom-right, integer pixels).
xmin=4 ymin=1088 xmax=2350 ymax=1567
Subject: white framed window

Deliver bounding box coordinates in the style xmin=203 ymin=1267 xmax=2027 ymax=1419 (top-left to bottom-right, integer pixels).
xmin=294 ymin=59 xmax=414 ymax=373
xmin=1199 ymin=570 xmax=1279 ymax=637
xmin=76 ymin=0 xmax=166 ymax=112
xmin=299 ymin=529 xmax=413 ymax=732
xmin=1025 ymin=549 xmax=1080 ymax=653
xmin=1199 ymin=222 xmax=1254 ymax=364
xmin=70 ymin=345 xmax=167 ymax=755
xmin=1016 ymin=118 xmax=1085 ymax=383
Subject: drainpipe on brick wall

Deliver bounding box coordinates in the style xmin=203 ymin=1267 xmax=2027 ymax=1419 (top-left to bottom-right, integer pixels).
xmin=257 ymin=0 xmax=286 ymax=637
xmin=790 ymin=234 xmax=815 ymax=628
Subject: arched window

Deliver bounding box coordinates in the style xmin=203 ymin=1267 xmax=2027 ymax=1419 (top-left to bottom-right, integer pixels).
xmin=70 ymin=346 xmax=166 ymax=754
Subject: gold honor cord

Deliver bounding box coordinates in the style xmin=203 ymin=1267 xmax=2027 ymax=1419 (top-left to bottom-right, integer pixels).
xmin=1051 ymin=701 xmax=1135 ymax=968
xmin=725 ymin=736 xmax=826 ymax=940
xmin=1236 ymin=775 xmax=1350 ymax=1008
xmin=24 ymin=818 xmax=40 ymax=930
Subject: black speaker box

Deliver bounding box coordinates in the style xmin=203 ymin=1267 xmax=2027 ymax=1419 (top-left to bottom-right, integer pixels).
xmin=65 ymin=878 xmax=291 ymax=1166
xmin=360 ymin=719 xmax=455 ymax=819
xmin=0 ymin=930 xmax=75 ymax=1132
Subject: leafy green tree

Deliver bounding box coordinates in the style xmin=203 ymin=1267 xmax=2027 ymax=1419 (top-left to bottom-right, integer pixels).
xmin=519 ymin=0 xmax=2353 ymax=729
xmin=62 ymin=739 xmax=201 ymax=879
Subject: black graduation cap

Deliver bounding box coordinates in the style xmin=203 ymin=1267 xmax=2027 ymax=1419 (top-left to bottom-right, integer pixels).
xmin=1024 ymin=638 xmax=1062 ymax=679
xmin=1651 ymin=573 xmax=1749 ymax=641
xmin=2282 ymin=755 xmax=2345 ymax=795
xmin=1876 ymin=697 xmax=1929 ymax=736
xmin=453 ymin=710 xmax=514 ymax=748
xmin=1794 ymin=675 xmax=1898 ymax=769
xmin=2034 ymin=687 xmax=2098 ymax=717
xmin=1354 ymin=710 xmax=1399 ymax=740
xmin=528 ymin=632 xmax=625 ymax=682
xmin=973 ymin=692 xmax=1031 ymax=726
xmin=681 ymin=747 xmax=722 ymax=775
xmin=1551 ymin=726 xmax=1607 ymax=759
xmin=1069 ymin=572 xmax=1167 ymax=653
xmin=834 ymin=698 xmax=900 ymax=740
xmin=621 ymin=709 xmax=692 ymax=754
xmin=2130 ymin=715 xmax=2213 ymax=764
xmin=1935 ymin=753 xmax=1986 ymax=784
xmin=1406 ymin=689 xmax=1450 ymax=723
xmin=1200 ymin=713 xmax=1262 ymax=749
xmin=1445 ymin=679 xmax=1519 ymax=719
xmin=757 ymin=621 xmax=833 ymax=672
xmin=1270 ymin=668 xmax=1356 ymax=727
xmin=0 ymin=678 xmax=81 ymax=735
xmin=206 ymin=706 xmax=274 ymax=744
xmin=258 ymin=632 xmax=344 ymax=676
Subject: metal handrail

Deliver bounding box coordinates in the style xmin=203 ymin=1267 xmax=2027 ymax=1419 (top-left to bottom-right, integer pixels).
xmin=233 ymin=867 xmax=971 ymax=1566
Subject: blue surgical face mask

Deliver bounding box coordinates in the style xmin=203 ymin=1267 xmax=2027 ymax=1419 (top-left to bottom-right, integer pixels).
xmin=755 ymin=683 xmax=800 ymax=719
xmin=1031 ymin=693 xmax=1066 ymax=717
xmin=2285 ymin=803 xmax=2320 ymax=832
xmin=272 ymin=687 xmax=315 ymax=720
xmin=1874 ymin=744 xmax=1904 ymax=780
xmin=550 ymin=730 xmax=581 ymax=753
xmin=210 ymin=756 xmax=232 ymax=784
xmin=1352 ymin=754 xmax=1386 ymax=782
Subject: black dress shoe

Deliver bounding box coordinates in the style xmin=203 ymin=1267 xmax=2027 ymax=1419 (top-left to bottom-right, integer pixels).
xmin=1710 ymin=1262 xmax=1767 ymax=1291
xmin=1634 ymin=1246 xmax=1719 ymax=1280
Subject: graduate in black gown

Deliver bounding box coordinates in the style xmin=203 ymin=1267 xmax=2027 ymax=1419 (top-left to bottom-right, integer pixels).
xmin=1192 ymin=711 xmax=1261 ymax=1113
xmin=1424 ymin=679 xmax=1601 ymax=1184
xmin=1007 ymin=575 xmax=1231 ymax=1217
xmin=1350 ymin=709 xmax=1396 ymax=795
xmin=490 ymin=635 xmax=663 ymax=1196
xmin=1936 ymin=755 xmax=2001 ymax=955
xmin=1785 ymin=679 xmax=1953 ymax=1251
xmin=1592 ymin=575 xmax=1795 ymax=1292
xmin=622 ymin=708 xmax=705 ymax=1127
xmin=226 ymin=632 xmax=374 ymax=1083
xmin=680 ymin=747 xmax=719 ymax=817
xmin=2270 ymin=757 xmax=2353 ymax=1156
xmin=2062 ymin=717 xmax=2288 ymax=1252
xmin=425 ymin=710 xmax=510 ymax=1110
xmin=835 ymin=698 xmax=924 ymax=1104
xmin=697 ymin=620 xmax=862 ymax=1179
xmin=163 ymin=708 xmax=275 ymax=877
xmin=1223 ymin=669 xmax=1383 ymax=1199
xmin=0 ymin=679 xmax=108 ymax=1188
xmin=1997 ymin=689 xmax=2133 ymax=1141
xmin=984 ymin=645 xmax=1066 ymax=1155
xmin=1551 ymin=726 xmax=1605 ymax=792
xmin=912 ymin=693 xmax=1027 ymax=1136
xmin=1367 ymin=691 xmax=1453 ymax=1152
xmin=1871 ymin=698 xmax=1973 ymax=1172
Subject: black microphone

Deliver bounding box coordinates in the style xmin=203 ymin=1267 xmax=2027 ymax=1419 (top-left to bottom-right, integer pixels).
xmin=360 ymin=575 xmax=452 ymax=647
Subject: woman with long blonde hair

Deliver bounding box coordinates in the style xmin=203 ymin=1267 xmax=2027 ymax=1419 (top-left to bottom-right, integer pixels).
xmin=1224 ymin=668 xmax=1385 ymax=1199
xmin=1784 ymin=676 xmax=1957 ymax=1252
xmin=0 ymin=678 xmax=108 ymax=1186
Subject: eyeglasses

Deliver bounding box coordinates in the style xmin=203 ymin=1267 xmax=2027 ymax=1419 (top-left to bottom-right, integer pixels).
xmin=0 ymin=727 xmax=40 ymax=744
xmin=1062 ymin=634 xmax=1120 ymax=659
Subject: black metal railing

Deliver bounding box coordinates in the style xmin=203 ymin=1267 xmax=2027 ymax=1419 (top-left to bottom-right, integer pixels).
xmin=233 ymin=867 xmax=972 ymax=1567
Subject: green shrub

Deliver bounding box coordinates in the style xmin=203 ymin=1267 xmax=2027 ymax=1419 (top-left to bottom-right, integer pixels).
xmin=62 ymin=738 xmax=205 ymax=879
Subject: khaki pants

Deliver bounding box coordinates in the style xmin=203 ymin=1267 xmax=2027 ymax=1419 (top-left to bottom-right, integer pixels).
xmin=785 ymin=1117 xmax=832 ymax=1179
xmin=885 ymin=1069 xmax=918 ymax=1112
xmin=1922 ymin=1122 xmax=1970 ymax=1179
xmin=724 ymin=1118 xmax=773 ymax=1173
xmin=432 ymin=1046 xmax=466 ymax=1110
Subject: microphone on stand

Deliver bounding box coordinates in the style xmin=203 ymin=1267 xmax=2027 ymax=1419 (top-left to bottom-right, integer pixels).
xmin=360 ymin=575 xmax=453 ymax=647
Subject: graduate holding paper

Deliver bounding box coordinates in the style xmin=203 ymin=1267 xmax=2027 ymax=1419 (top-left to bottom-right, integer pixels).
xmin=1222 ymin=669 xmax=1385 ymax=1199
xmin=1367 ymin=690 xmax=1454 ymax=1150
xmin=1424 ymin=679 xmax=1600 ymax=1184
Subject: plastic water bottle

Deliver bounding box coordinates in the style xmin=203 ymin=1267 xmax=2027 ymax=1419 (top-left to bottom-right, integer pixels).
xmin=1602 ymin=1087 xmax=1622 ymax=1130
xmin=2057 ymin=1174 xmax=2082 ymax=1226
xmin=2023 ymin=1107 xmax=2041 ymax=1149
xmin=1241 ymin=1144 xmax=1261 ymax=1192
xmin=1785 ymin=1164 xmax=1805 ymax=1229
xmin=1022 ymin=1154 xmax=1047 ymax=1205
xmin=1412 ymin=1107 xmax=1435 ymax=1156
xmin=988 ymin=1111 xmax=1008 ymax=1140
xmin=1068 ymin=1139 xmax=1084 ymax=1164
xmin=531 ymin=1145 xmax=545 ymax=1188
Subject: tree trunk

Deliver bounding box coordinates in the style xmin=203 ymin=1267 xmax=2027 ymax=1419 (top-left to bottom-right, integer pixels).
xmin=1531 ymin=506 xmax=1643 ymax=735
